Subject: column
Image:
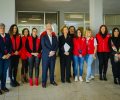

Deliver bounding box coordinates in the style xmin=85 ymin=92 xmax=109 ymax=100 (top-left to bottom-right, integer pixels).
xmin=89 ymin=0 xmax=103 ymax=75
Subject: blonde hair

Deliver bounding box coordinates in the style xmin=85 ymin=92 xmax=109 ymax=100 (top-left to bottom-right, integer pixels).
xmin=60 ymin=25 xmax=68 ymax=34
xmin=85 ymin=28 xmax=93 ymax=37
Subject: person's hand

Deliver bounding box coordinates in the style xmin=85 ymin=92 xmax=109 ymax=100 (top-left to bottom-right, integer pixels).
xmin=115 ymin=54 xmax=118 ymax=57
xmin=2 ymin=55 xmax=7 ymax=59
xmin=93 ymin=54 xmax=96 ymax=59
xmin=64 ymin=52 xmax=69 ymax=56
xmin=79 ymin=54 xmax=82 ymax=57
xmin=14 ymin=51 xmax=19 ymax=55
xmin=49 ymin=51 xmax=55 ymax=57
xmin=34 ymin=53 xmax=38 ymax=57
xmin=6 ymin=54 xmax=11 ymax=59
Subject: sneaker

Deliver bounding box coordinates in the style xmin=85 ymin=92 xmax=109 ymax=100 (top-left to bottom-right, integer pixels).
xmin=79 ymin=76 xmax=83 ymax=82
xmin=75 ymin=76 xmax=78 ymax=82
xmin=86 ymin=80 xmax=90 ymax=83
xmin=89 ymin=76 xmax=95 ymax=80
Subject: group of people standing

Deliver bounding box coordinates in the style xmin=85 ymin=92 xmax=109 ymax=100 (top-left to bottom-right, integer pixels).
xmin=0 ymin=23 xmax=120 ymax=95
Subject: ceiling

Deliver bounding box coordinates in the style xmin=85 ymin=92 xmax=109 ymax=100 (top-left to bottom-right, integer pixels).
xmin=16 ymin=0 xmax=120 ymax=14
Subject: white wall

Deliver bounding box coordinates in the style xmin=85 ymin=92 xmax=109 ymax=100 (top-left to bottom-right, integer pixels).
xmin=0 ymin=0 xmax=15 ymax=32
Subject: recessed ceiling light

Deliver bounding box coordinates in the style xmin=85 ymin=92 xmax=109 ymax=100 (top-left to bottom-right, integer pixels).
xmin=42 ymin=0 xmax=71 ymax=2
xmin=29 ymin=18 xmax=41 ymax=20
xmin=21 ymin=21 xmax=27 ymax=23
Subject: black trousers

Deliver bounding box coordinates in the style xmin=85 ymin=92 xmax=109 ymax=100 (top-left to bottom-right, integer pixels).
xmin=60 ymin=55 xmax=71 ymax=82
xmin=110 ymin=56 xmax=120 ymax=79
xmin=97 ymin=52 xmax=110 ymax=75
xmin=28 ymin=56 xmax=40 ymax=78
xmin=9 ymin=55 xmax=20 ymax=81
xmin=21 ymin=59 xmax=28 ymax=75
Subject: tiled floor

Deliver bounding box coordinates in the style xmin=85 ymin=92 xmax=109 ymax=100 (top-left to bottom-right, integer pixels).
xmin=0 ymin=57 xmax=120 ymax=100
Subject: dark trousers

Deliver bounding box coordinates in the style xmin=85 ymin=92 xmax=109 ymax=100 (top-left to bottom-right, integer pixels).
xmin=9 ymin=55 xmax=19 ymax=81
xmin=97 ymin=52 xmax=110 ymax=75
xmin=42 ymin=57 xmax=56 ymax=84
xmin=0 ymin=59 xmax=10 ymax=89
xmin=28 ymin=56 xmax=40 ymax=78
xmin=21 ymin=59 xmax=28 ymax=75
xmin=60 ymin=55 xmax=71 ymax=82
xmin=110 ymin=56 xmax=120 ymax=79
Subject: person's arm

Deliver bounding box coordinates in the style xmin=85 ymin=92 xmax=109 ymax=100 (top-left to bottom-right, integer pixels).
xmin=53 ymin=36 xmax=58 ymax=52
xmin=108 ymin=37 xmax=116 ymax=55
xmin=25 ymin=39 xmax=32 ymax=53
xmin=18 ymin=36 xmax=22 ymax=51
xmin=41 ymin=36 xmax=51 ymax=55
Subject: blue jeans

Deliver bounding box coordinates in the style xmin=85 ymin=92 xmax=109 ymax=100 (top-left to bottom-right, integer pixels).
xmin=0 ymin=59 xmax=10 ymax=89
xmin=73 ymin=56 xmax=84 ymax=76
xmin=85 ymin=54 xmax=94 ymax=80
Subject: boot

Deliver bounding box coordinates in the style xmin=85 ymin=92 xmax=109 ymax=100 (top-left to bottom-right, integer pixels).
xmin=35 ymin=78 xmax=39 ymax=86
xmin=24 ymin=74 xmax=28 ymax=83
xmin=99 ymin=74 xmax=103 ymax=80
xmin=29 ymin=78 xmax=33 ymax=86
xmin=114 ymin=78 xmax=118 ymax=84
xmin=103 ymin=74 xmax=107 ymax=81
xmin=118 ymin=77 xmax=120 ymax=85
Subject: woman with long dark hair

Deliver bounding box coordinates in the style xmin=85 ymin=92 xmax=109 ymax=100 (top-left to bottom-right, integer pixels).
xmin=73 ymin=28 xmax=86 ymax=82
xmin=109 ymin=27 xmax=120 ymax=84
xmin=9 ymin=24 xmax=22 ymax=87
xmin=20 ymin=28 xmax=30 ymax=83
xmin=96 ymin=25 xmax=111 ymax=81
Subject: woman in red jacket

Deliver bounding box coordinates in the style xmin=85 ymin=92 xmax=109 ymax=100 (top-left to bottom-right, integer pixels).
xmin=20 ymin=28 xmax=30 ymax=83
xmin=96 ymin=25 xmax=111 ymax=81
xmin=85 ymin=29 xmax=97 ymax=83
xmin=9 ymin=24 xmax=22 ymax=87
xmin=73 ymin=28 xmax=86 ymax=82
xmin=26 ymin=28 xmax=41 ymax=86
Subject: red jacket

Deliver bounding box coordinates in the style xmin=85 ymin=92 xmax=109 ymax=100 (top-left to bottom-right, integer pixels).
xmin=11 ymin=35 xmax=21 ymax=56
xmin=19 ymin=36 xmax=28 ymax=60
xmin=73 ymin=37 xmax=86 ymax=56
xmin=86 ymin=37 xmax=95 ymax=54
xmin=96 ymin=33 xmax=110 ymax=52
xmin=26 ymin=36 xmax=41 ymax=58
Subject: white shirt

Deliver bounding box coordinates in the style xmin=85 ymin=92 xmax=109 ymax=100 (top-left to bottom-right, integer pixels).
xmin=0 ymin=33 xmax=5 ymax=38
xmin=47 ymin=33 xmax=52 ymax=45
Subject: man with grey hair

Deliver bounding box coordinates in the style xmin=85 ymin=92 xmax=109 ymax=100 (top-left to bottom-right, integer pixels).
xmin=0 ymin=23 xmax=12 ymax=95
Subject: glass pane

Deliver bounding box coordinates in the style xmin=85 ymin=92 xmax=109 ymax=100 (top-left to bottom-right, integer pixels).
xmin=64 ymin=13 xmax=84 ymax=29
xmin=18 ymin=12 xmax=44 ymax=24
xmin=45 ymin=13 xmax=58 ymax=34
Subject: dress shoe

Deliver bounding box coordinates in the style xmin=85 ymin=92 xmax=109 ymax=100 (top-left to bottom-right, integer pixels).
xmin=99 ymin=75 xmax=103 ymax=80
xmin=103 ymin=74 xmax=107 ymax=81
xmin=1 ymin=87 xmax=9 ymax=92
xmin=114 ymin=78 xmax=118 ymax=84
xmin=66 ymin=80 xmax=71 ymax=83
xmin=29 ymin=78 xmax=33 ymax=86
xmin=42 ymin=83 xmax=46 ymax=88
xmin=35 ymin=78 xmax=39 ymax=86
xmin=0 ymin=89 xmax=3 ymax=95
xmin=10 ymin=81 xmax=16 ymax=87
xmin=50 ymin=81 xmax=57 ymax=86
xmin=14 ymin=80 xmax=20 ymax=86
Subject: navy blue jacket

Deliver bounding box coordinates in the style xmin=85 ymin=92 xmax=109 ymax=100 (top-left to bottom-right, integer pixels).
xmin=0 ymin=33 xmax=12 ymax=59
xmin=41 ymin=34 xmax=58 ymax=59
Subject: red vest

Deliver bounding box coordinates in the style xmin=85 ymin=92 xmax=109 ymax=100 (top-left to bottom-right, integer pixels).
xmin=73 ymin=37 xmax=86 ymax=56
xmin=96 ymin=33 xmax=110 ymax=52
xmin=26 ymin=36 xmax=41 ymax=58
xmin=11 ymin=35 xmax=21 ymax=55
xmin=19 ymin=36 xmax=28 ymax=60
xmin=86 ymin=37 xmax=95 ymax=54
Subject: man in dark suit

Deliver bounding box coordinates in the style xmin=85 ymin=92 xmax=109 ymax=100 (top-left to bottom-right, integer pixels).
xmin=41 ymin=23 xmax=58 ymax=88
xmin=0 ymin=23 xmax=12 ymax=95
